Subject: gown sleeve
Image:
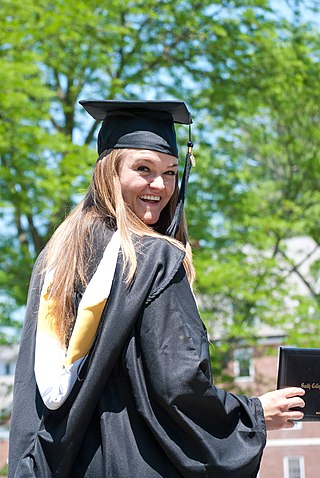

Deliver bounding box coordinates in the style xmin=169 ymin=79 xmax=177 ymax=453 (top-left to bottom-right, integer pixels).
xmin=124 ymin=263 xmax=266 ymax=478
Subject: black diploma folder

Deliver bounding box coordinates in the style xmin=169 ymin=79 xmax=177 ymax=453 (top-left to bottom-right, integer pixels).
xmin=277 ymin=346 xmax=320 ymax=421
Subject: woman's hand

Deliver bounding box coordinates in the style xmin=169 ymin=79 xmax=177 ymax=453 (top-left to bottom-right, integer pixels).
xmin=258 ymin=387 xmax=305 ymax=430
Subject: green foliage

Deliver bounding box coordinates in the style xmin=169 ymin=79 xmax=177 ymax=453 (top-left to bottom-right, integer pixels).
xmin=187 ymin=6 xmax=320 ymax=381
xmin=1 ymin=0 xmax=320 ymax=388
xmin=0 ymin=463 xmax=8 ymax=477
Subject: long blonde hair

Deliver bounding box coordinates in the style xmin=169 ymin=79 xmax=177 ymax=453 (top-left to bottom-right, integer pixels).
xmin=43 ymin=149 xmax=195 ymax=345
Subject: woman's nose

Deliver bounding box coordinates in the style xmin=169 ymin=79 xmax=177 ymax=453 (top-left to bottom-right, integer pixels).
xmin=150 ymin=175 xmax=165 ymax=189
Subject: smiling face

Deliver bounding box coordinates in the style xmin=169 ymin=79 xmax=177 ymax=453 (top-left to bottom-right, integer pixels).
xmin=118 ymin=149 xmax=178 ymax=225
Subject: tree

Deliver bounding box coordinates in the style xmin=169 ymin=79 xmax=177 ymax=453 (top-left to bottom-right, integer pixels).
xmin=187 ymin=2 xmax=320 ymax=379
xmin=1 ymin=0 xmax=281 ymax=343
xmin=1 ymin=0 xmax=320 ymax=369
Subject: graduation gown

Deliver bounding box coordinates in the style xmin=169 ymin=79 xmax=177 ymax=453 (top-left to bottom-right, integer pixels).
xmin=9 ymin=229 xmax=266 ymax=478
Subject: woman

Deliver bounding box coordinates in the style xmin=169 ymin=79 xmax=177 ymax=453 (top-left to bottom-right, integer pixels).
xmin=9 ymin=100 xmax=305 ymax=478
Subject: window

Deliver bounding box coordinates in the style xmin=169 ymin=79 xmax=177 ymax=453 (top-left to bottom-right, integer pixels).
xmin=284 ymin=456 xmax=305 ymax=478
xmin=290 ymin=421 xmax=302 ymax=430
xmin=0 ymin=361 xmax=15 ymax=376
xmin=233 ymin=348 xmax=254 ymax=381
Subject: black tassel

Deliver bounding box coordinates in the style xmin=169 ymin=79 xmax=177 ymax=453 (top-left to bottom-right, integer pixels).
xmin=166 ymin=130 xmax=195 ymax=238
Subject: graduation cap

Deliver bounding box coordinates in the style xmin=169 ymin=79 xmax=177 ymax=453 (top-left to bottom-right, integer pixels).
xmin=79 ymin=99 xmax=195 ymax=238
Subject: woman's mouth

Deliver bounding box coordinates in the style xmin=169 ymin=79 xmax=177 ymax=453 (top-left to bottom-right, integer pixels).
xmin=139 ymin=195 xmax=161 ymax=204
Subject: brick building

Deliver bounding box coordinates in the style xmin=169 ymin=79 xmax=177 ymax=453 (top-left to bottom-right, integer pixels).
xmin=260 ymin=423 xmax=320 ymax=478
xmin=0 ymin=345 xmax=17 ymax=473
xmin=229 ymin=334 xmax=320 ymax=478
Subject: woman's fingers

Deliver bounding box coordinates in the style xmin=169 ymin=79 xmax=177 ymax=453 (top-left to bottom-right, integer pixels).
xmin=258 ymin=387 xmax=306 ymax=431
xmin=288 ymin=396 xmax=305 ymax=409
xmin=283 ymin=387 xmax=306 ymax=398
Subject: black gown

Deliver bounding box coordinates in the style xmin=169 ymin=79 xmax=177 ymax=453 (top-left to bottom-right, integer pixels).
xmin=9 ymin=227 xmax=266 ymax=478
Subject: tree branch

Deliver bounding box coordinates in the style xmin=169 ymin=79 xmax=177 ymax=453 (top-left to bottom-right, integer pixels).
xmin=278 ymin=247 xmax=319 ymax=299
xmin=84 ymin=120 xmax=99 ymax=146
xmin=26 ymin=214 xmax=43 ymax=254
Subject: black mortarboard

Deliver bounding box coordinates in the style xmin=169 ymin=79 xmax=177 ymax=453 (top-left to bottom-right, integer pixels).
xmin=79 ymin=100 xmax=192 ymax=157
xmin=79 ymin=99 xmax=195 ymax=238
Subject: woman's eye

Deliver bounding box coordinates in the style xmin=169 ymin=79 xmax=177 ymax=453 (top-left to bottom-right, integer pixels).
xmin=137 ymin=166 xmax=150 ymax=172
xmin=165 ymin=170 xmax=176 ymax=176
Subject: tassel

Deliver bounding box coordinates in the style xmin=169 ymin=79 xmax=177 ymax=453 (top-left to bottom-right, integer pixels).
xmin=166 ymin=122 xmax=195 ymax=238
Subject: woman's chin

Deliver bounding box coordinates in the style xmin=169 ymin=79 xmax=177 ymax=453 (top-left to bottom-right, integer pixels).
xmin=140 ymin=213 xmax=160 ymax=226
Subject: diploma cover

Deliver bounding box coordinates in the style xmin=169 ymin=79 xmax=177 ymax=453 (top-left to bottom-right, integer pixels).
xmin=277 ymin=346 xmax=320 ymax=421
